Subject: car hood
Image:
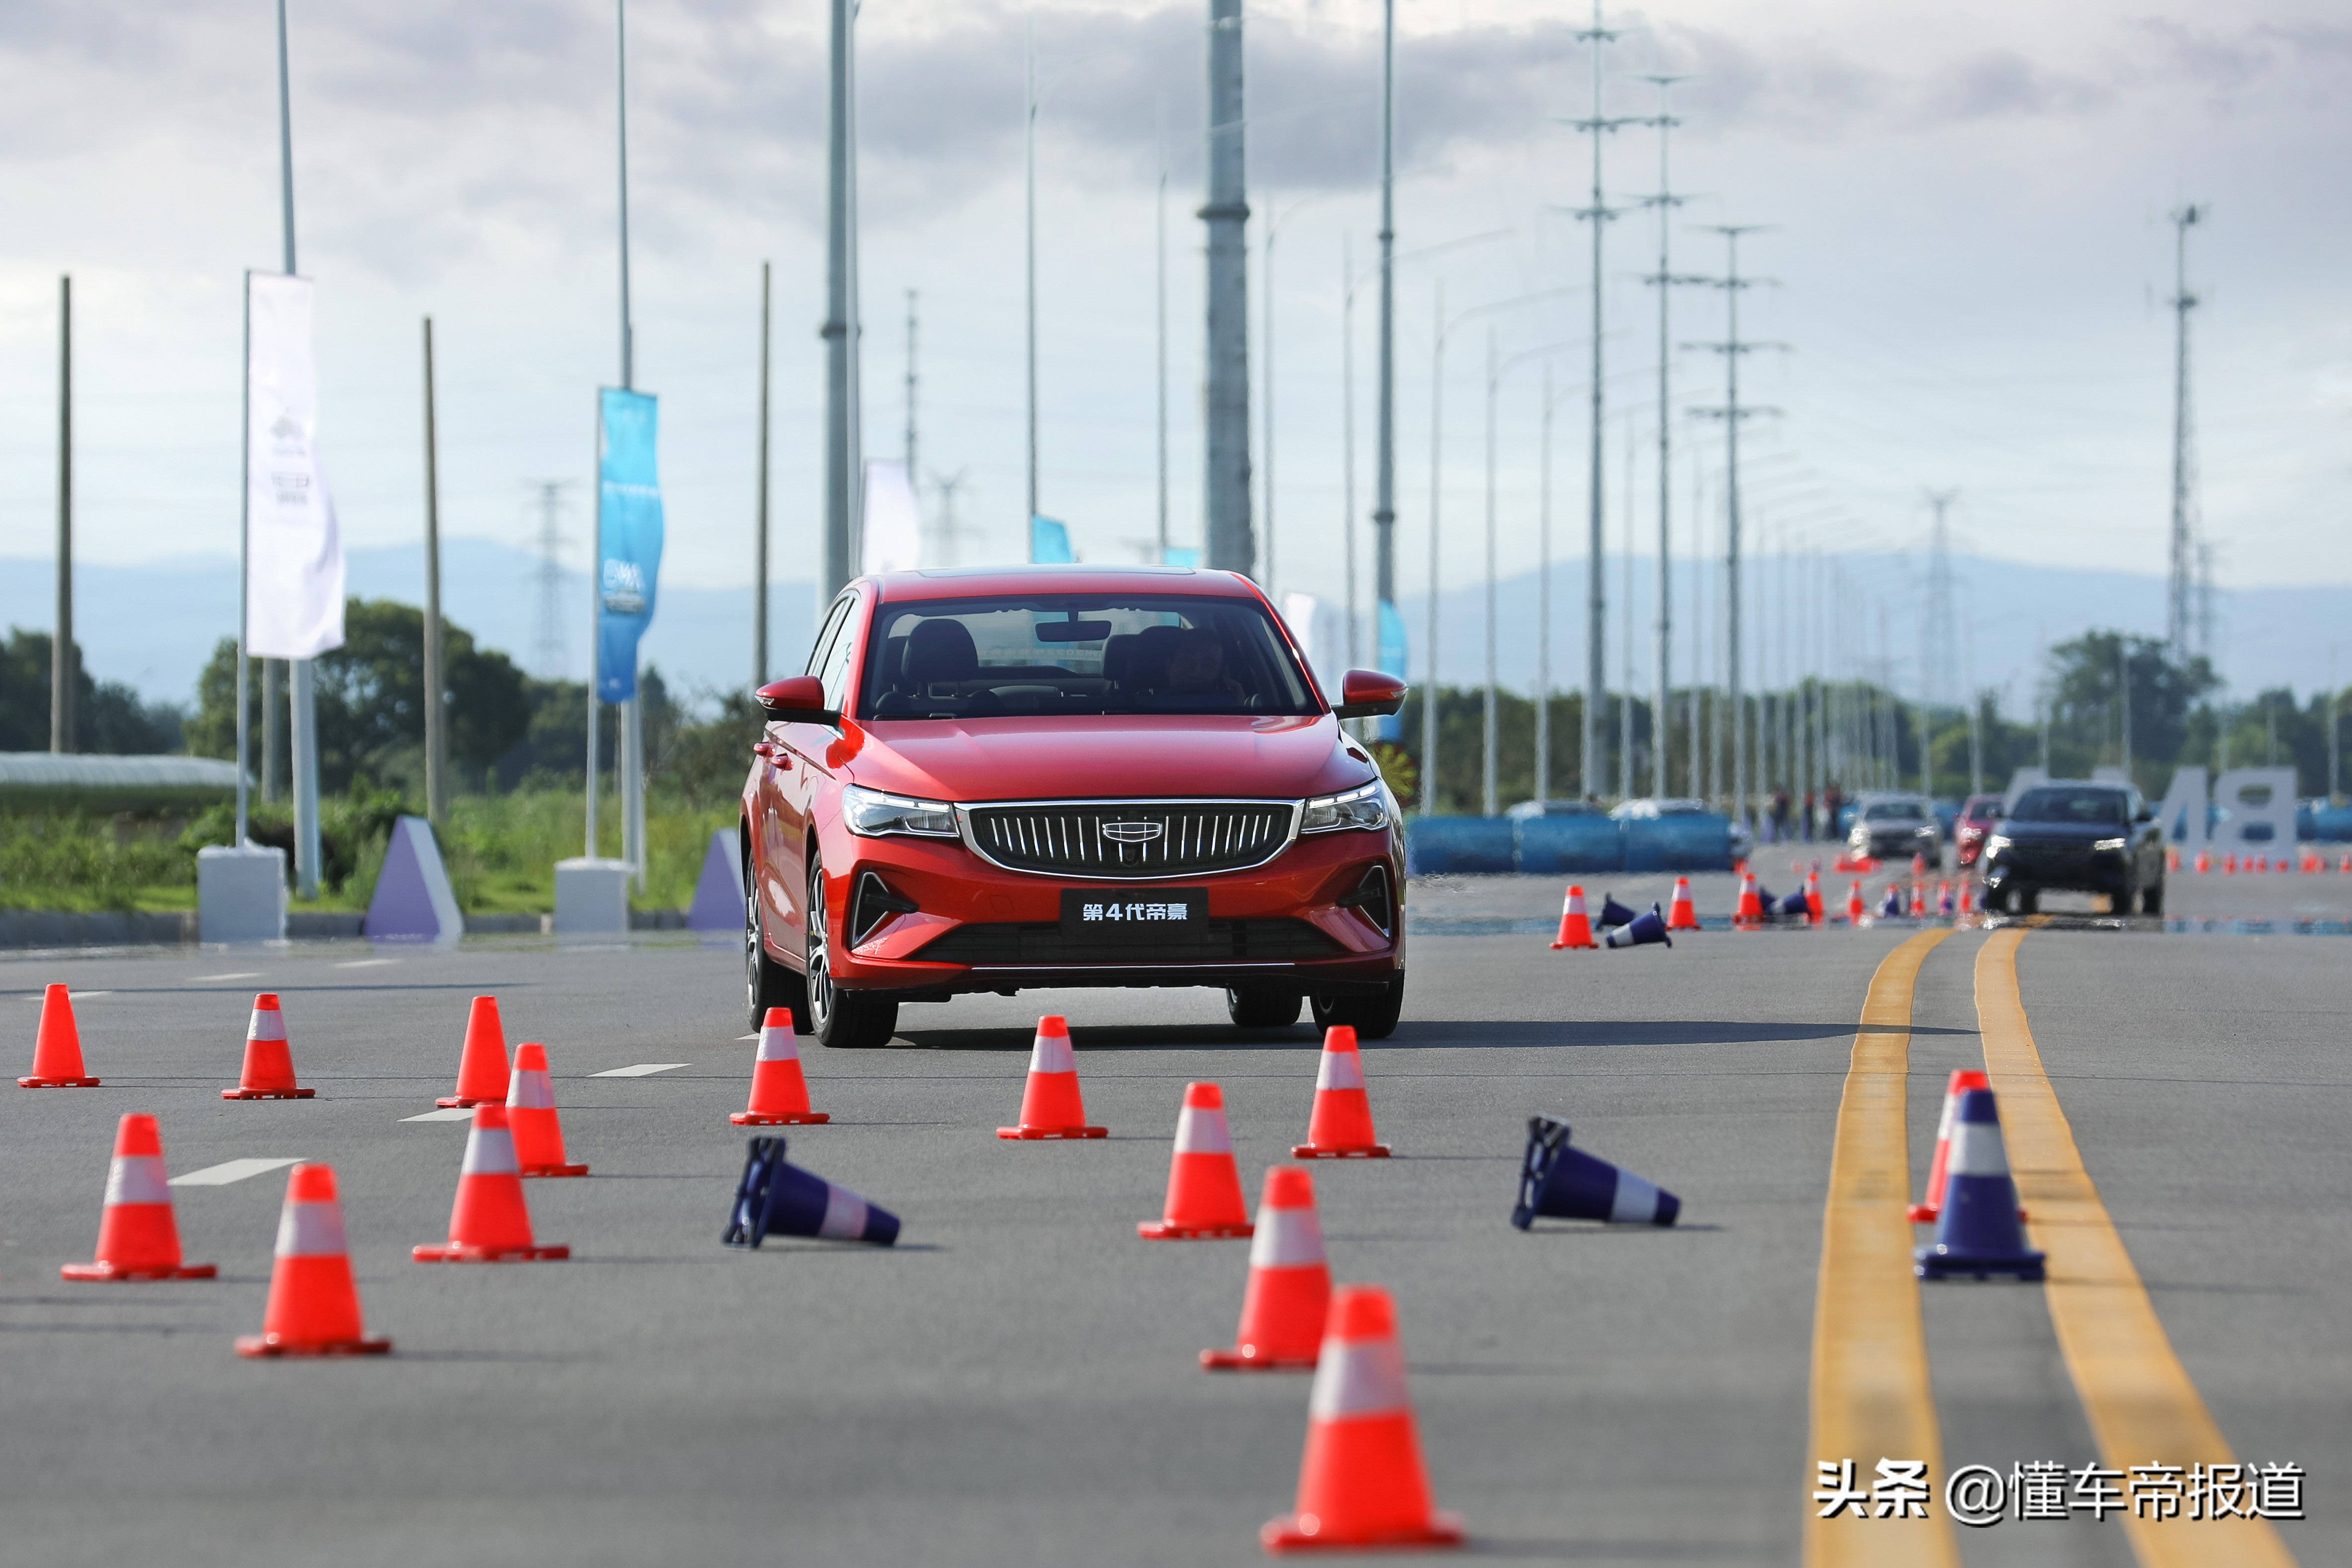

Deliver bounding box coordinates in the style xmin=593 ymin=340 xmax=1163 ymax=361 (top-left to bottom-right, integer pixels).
xmin=1997 ymin=820 xmax=2123 ymax=844
xmin=839 ymin=713 xmax=1374 ymax=804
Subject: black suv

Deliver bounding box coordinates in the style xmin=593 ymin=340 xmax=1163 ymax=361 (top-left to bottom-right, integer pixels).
xmin=1982 ymin=782 xmax=2166 ymax=915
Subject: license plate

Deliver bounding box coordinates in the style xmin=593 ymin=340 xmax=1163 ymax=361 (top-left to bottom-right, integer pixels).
xmin=1060 ymin=888 xmax=1210 ymax=941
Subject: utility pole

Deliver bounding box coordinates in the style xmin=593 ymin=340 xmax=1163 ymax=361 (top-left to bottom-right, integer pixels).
xmin=1923 ymin=488 xmax=1957 ymax=713
xmin=2119 ymin=637 xmax=2133 ymax=787
xmin=1637 ymin=75 xmax=1695 ymax=799
xmin=822 ymin=0 xmax=860 ymax=595
xmin=421 ymin=316 xmax=448 ymax=826
xmin=754 ymin=262 xmax=771 ymax=685
xmin=1689 ymin=225 xmax=1780 ymax=831
xmin=529 ymin=483 xmax=571 ymax=681
xmin=1157 ymin=101 xmax=1170 ymax=564
xmin=904 ymin=288 xmax=918 ymax=487
xmin=52 ymin=275 xmax=72 ymax=755
xmin=2166 ymin=204 xmax=2204 ymax=663
xmin=1202 ymin=0 xmax=1254 ymax=575
xmin=1538 ymin=364 xmax=1556 ymax=802
xmin=1372 ymin=0 xmax=1398 ymax=671
xmin=1483 ymin=331 xmax=1498 ymax=815
xmin=1341 ymin=235 xmax=1357 ymax=664
xmin=1566 ymin=0 xmax=1635 ymax=800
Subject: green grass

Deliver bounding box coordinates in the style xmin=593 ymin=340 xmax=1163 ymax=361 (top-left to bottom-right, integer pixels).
xmin=0 ymin=790 xmax=737 ymax=916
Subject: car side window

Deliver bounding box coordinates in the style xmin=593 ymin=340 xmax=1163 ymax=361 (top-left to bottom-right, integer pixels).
xmin=817 ymin=599 xmax=862 ymax=713
xmin=805 ymin=596 xmax=854 ymax=680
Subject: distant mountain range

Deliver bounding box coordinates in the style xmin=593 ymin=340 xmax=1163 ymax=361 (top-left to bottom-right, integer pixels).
xmin=4 ymin=540 xmax=2344 ymax=714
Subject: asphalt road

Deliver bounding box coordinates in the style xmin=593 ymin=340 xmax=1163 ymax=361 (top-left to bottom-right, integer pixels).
xmin=0 ymin=867 xmax=2341 ymax=1566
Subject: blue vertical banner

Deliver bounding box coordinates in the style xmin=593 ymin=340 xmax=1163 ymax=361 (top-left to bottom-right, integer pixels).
xmin=596 ymin=388 xmax=664 ymax=703
xmin=1375 ymin=598 xmax=1408 ymax=741
xmin=1029 ymin=515 xmax=1074 ymax=563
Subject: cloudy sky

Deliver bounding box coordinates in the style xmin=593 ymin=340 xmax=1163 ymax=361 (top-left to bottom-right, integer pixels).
xmin=0 ymin=0 xmax=2345 ymax=688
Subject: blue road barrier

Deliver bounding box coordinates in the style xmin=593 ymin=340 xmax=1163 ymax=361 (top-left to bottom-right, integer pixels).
xmin=1406 ymin=813 xmax=1736 ymax=874
xmin=1403 ymin=817 xmax=1518 ymax=875
xmin=1622 ymin=815 xmax=1733 ymax=872
xmin=1515 ymin=815 xmax=1625 ymax=874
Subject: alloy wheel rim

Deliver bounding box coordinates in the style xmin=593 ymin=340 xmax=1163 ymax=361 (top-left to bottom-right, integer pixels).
xmin=808 ymin=868 xmax=834 ymax=1026
xmin=744 ymin=889 xmax=761 ymax=1019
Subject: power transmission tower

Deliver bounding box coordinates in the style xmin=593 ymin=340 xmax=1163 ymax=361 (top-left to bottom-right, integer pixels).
xmin=1688 ymin=225 xmax=1783 ymax=830
xmin=2166 ymin=204 xmax=2204 ymax=662
xmin=528 ymin=482 xmax=574 ymax=681
xmin=1922 ymin=489 xmax=1958 ymax=713
xmin=1565 ymin=0 xmax=1638 ymax=799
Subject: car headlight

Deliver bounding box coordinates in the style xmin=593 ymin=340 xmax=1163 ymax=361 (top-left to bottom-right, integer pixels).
xmin=2092 ymin=837 xmax=2127 ymax=852
xmin=1301 ymin=781 xmax=1389 ymax=834
xmin=842 ymin=784 xmax=958 ymax=838
xmin=1986 ymin=834 xmax=2011 ymax=854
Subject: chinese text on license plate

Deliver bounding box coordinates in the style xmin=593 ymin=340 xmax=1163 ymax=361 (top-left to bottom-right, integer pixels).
xmin=1060 ymin=888 xmax=1210 ymax=940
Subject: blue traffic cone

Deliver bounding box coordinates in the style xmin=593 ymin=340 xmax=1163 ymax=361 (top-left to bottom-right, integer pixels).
xmin=1880 ymin=885 xmax=1906 ymax=918
xmin=724 ymin=1135 xmax=900 ymax=1249
xmin=1604 ymin=904 xmax=1672 ymax=949
xmin=1511 ymin=1115 xmax=1680 ymax=1228
xmin=1775 ymin=888 xmax=1812 ymax=923
xmin=1597 ymin=893 xmax=1640 ymax=930
xmin=1914 ymin=1090 xmax=2042 ymax=1281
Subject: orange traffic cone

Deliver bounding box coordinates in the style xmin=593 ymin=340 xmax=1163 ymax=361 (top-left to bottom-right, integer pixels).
xmin=1665 ymin=877 xmax=1700 ymax=931
xmin=412 ymin=1102 xmax=568 ymax=1262
xmin=2194 ymin=848 xmax=2210 ymax=873
xmin=1844 ymin=879 xmax=1866 ymax=924
xmin=1909 ymin=882 xmax=1927 ymax=919
xmin=222 ymin=992 xmax=314 ymax=1100
xmin=1958 ymin=880 xmax=1975 ymax=917
xmin=20 ymin=983 xmax=99 ymax=1087
xmin=236 ymin=1163 xmax=391 ymax=1357
xmin=2166 ymin=846 xmax=2181 ymax=872
xmin=997 ymin=1015 xmax=1105 ymax=1139
xmin=2222 ymin=853 xmax=2237 ymax=874
xmin=1139 ymin=1082 xmax=1254 ymax=1240
xmin=2341 ymin=852 xmax=2351 ymax=875
xmin=1911 ymin=852 xmax=1928 ymax=880
xmin=1804 ymin=869 xmax=1824 ymax=924
xmin=1733 ymin=872 xmax=1765 ymax=927
xmin=734 ymin=1005 xmax=829 ymax=1126
xmin=436 ymin=995 xmax=511 ymax=1109
xmin=1548 ymin=885 xmax=1598 ymax=950
xmin=1907 ymin=1069 xmax=2025 ymax=1226
xmin=1203 ymin=1166 xmax=1330 ymax=1369
xmin=507 ymin=1043 xmax=588 ymax=1177
xmin=1260 ymin=1285 xmax=1464 ymax=1553
xmin=1293 ymin=1026 xmax=1389 ymax=1159
xmin=62 ymin=1114 xmax=215 ymax=1281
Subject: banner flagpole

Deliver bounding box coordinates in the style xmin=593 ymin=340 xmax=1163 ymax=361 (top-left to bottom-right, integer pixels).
xmin=236 ymin=273 xmax=253 ymax=849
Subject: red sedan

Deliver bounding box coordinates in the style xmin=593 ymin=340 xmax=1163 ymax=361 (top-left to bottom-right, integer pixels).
xmin=1955 ymin=792 xmax=2003 ymax=866
xmin=740 ymin=567 xmax=1409 ymax=1049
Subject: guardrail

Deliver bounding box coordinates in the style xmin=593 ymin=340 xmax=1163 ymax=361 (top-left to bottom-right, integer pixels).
xmin=1404 ymin=815 xmax=1734 ymax=876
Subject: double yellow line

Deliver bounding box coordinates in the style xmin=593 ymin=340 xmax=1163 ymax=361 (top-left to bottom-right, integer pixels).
xmin=1803 ymin=927 xmax=2296 ymax=1568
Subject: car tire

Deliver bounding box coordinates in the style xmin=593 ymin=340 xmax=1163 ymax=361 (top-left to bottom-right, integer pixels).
xmin=745 ymin=872 xmax=810 ymax=1035
xmin=1311 ymin=973 xmax=1406 ymax=1041
xmin=2139 ymin=878 xmax=2164 ymax=916
xmin=1225 ymin=987 xmax=1304 ymax=1030
xmin=2016 ymin=885 xmax=2040 ymax=916
xmin=807 ymin=855 xmax=898 ymax=1049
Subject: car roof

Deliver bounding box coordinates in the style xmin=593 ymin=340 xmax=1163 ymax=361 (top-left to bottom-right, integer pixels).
xmin=865 ymin=565 xmax=1265 ymax=604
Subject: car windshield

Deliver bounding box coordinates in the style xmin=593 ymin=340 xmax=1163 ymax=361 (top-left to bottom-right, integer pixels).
xmin=2010 ymin=787 xmax=2128 ymax=826
xmin=1964 ymin=801 xmax=2000 ymax=822
xmin=1862 ymin=801 xmax=1925 ymax=821
xmin=857 ymin=595 xmax=1320 ymax=720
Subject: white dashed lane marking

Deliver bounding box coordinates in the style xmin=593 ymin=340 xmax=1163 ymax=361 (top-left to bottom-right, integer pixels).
xmin=192 ymin=973 xmax=263 ymax=983
xmin=333 ymin=959 xmax=400 ymax=970
xmin=401 ymin=1107 xmax=477 ymax=1123
xmin=22 ymin=991 xmax=110 ymax=1000
xmin=591 ymin=1063 xmax=691 ymax=1078
xmin=171 ymin=1157 xmax=305 ymax=1187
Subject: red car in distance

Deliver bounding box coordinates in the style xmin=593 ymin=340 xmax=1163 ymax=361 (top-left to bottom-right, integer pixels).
xmin=740 ymin=567 xmax=1410 ymax=1049
xmin=1955 ymin=793 xmax=2003 ymax=866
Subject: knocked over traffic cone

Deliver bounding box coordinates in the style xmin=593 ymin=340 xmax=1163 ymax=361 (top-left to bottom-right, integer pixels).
xmin=21 ymin=983 xmax=99 ymax=1087
xmin=1140 ymin=1082 xmax=1253 ymax=1239
xmin=235 ymin=1163 xmax=391 ymax=1356
xmin=1597 ymin=893 xmax=1640 ymax=930
xmin=1880 ymin=885 xmax=1905 ymax=918
xmin=1293 ymin=1027 xmax=1389 ymax=1159
xmin=1665 ymin=877 xmax=1700 ymax=931
xmin=412 ymin=1102 xmax=568 ymax=1262
xmin=1914 ymin=1088 xmax=2044 ymax=1281
xmin=1845 ymin=880 xmax=1867 ymax=924
xmin=223 ymin=992 xmax=314 ymax=1099
xmin=1260 ymin=1286 xmax=1464 ymax=1553
xmin=722 ymin=1134 xmax=899 ymax=1247
xmin=1775 ymin=888 xmax=1811 ymax=923
xmin=1203 ymin=1167 xmax=1329 ymax=1370
xmin=733 ymin=1005 xmax=829 ymax=1126
xmin=1548 ymin=886 xmax=1598 ymax=950
xmin=1510 ymin=1115 xmax=1679 ymax=1227
xmin=62 ymin=1114 xmax=216 ymax=1280
xmin=1733 ymin=873 xmax=1765 ymax=927
xmin=436 ymin=995 xmax=511 ymax=1108
xmin=507 ymin=1043 xmax=588 ymax=1177
xmin=997 ymin=1015 xmax=1105 ymax=1139
xmin=1604 ymin=904 xmax=1671 ymax=949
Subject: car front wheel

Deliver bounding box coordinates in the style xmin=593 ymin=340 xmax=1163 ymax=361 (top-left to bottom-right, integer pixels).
xmin=745 ymin=873 xmax=809 ymax=1034
xmin=807 ymin=854 xmax=898 ymax=1049
xmin=2139 ymin=877 xmax=2165 ymax=916
xmin=1225 ymin=987 xmax=1303 ymax=1030
xmin=1312 ymin=973 xmax=1405 ymax=1041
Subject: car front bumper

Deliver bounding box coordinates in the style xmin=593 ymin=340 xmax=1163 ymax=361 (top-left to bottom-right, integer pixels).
xmin=1983 ymin=846 xmax=2132 ymax=895
xmin=815 ymin=820 xmax=1405 ymax=1000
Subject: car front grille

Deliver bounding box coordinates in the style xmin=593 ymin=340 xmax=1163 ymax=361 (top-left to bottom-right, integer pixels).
xmin=961 ymin=800 xmax=1297 ymax=879
xmin=911 ymin=918 xmax=1344 ymax=967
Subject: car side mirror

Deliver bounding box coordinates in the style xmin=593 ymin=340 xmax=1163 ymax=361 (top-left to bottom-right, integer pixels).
xmin=756 ymin=676 xmax=837 ymax=724
xmin=1333 ymin=668 xmax=1406 ymax=720
xmin=2134 ymin=806 xmax=2154 ymax=823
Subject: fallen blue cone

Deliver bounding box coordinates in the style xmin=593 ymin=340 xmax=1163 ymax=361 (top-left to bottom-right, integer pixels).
xmin=1511 ymin=1115 xmax=1680 ymax=1228
xmin=1597 ymin=894 xmax=1640 ymax=930
xmin=1604 ymin=904 xmax=1671 ymax=949
xmin=1880 ymin=886 xmax=1906 ymax=918
xmin=1776 ymin=889 xmax=1812 ymax=922
xmin=724 ymin=1135 xmax=900 ymax=1249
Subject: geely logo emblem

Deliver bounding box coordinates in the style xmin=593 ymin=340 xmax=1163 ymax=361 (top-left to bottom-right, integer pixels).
xmin=1101 ymin=820 xmax=1164 ymax=844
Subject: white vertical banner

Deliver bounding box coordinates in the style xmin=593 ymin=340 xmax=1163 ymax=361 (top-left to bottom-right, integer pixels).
xmin=1282 ymin=591 xmax=1327 ymax=692
xmin=861 ymin=458 xmax=922 ymax=574
xmin=246 ymin=272 xmax=346 ymax=659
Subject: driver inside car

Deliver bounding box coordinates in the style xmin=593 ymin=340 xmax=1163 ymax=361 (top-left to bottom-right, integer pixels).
xmin=1158 ymin=629 xmax=1244 ymax=708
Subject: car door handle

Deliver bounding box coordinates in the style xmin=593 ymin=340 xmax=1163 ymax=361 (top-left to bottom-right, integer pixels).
xmin=752 ymin=743 xmax=776 ymax=759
